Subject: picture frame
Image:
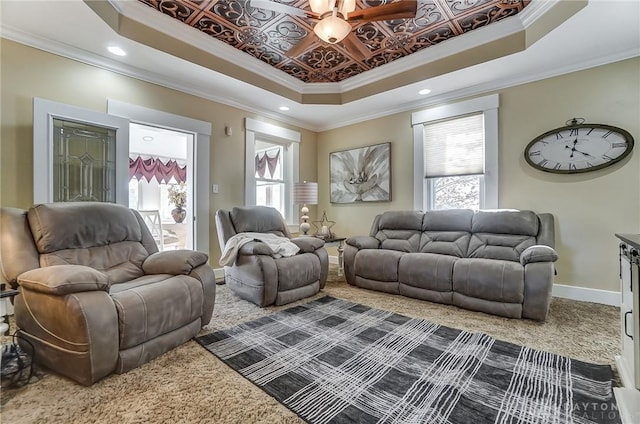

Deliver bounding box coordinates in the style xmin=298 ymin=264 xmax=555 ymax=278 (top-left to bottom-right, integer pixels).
xmin=330 ymin=142 xmax=391 ymax=203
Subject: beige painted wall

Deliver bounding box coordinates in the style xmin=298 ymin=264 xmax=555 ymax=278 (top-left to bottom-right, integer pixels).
xmin=318 ymin=58 xmax=640 ymax=292
xmin=0 ymin=39 xmax=318 ymax=263
xmin=2 ymin=37 xmax=638 ymax=292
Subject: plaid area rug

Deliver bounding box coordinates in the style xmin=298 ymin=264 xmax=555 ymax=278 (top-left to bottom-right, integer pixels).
xmin=197 ymin=296 xmax=620 ymax=424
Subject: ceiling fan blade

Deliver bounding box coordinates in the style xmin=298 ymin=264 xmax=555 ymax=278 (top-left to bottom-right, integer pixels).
xmin=249 ymin=0 xmax=320 ymax=19
xmin=347 ymin=1 xmax=417 ymax=22
xmin=342 ymin=32 xmax=369 ymax=61
xmin=286 ymin=32 xmax=318 ymax=58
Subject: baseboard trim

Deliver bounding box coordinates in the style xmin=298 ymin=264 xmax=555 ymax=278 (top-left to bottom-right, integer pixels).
xmin=214 ymin=268 xmax=225 ymax=283
xmin=552 ymin=284 xmax=620 ymax=307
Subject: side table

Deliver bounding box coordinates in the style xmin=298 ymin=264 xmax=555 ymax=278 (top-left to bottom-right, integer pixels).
xmin=0 ymin=287 xmax=19 ymax=335
xmin=322 ymin=237 xmax=346 ymax=277
xmin=1 ymin=287 xmax=35 ymax=389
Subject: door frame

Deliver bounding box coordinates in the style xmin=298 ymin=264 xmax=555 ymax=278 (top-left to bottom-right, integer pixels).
xmin=107 ymin=100 xmax=211 ymax=256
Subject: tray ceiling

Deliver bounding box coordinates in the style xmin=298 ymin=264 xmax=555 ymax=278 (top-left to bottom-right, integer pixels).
xmin=137 ymin=0 xmax=531 ymax=83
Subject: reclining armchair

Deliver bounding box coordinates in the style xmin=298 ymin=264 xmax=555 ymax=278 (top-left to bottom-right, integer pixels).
xmin=0 ymin=202 xmax=216 ymax=386
xmin=215 ymin=206 xmax=328 ymax=307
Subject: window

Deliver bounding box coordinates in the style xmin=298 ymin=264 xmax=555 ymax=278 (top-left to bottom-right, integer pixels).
xmin=245 ymin=118 xmax=300 ymax=228
xmin=255 ymin=145 xmax=285 ymax=216
xmin=412 ymin=94 xmax=499 ymax=211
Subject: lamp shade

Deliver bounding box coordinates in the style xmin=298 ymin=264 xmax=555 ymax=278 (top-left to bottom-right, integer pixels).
xmin=293 ymin=181 xmax=318 ymax=205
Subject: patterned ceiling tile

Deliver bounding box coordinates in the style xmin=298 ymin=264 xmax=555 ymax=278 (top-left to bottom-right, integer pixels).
xmin=137 ymin=0 xmax=531 ymax=83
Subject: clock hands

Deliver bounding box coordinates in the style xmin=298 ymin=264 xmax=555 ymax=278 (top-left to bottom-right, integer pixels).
xmin=565 ymin=139 xmax=592 ymax=158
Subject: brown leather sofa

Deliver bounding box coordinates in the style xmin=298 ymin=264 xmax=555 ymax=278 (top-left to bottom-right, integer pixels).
xmin=215 ymin=206 xmax=328 ymax=306
xmin=0 ymin=202 xmax=216 ymax=385
xmin=344 ymin=209 xmax=558 ymax=321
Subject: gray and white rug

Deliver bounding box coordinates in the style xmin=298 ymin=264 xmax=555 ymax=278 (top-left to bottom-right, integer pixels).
xmin=197 ymin=296 xmax=620 ymax=424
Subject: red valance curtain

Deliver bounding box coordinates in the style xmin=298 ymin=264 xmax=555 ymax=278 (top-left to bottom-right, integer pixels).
xmin=129 ymin=156 xmax=187 ymax=184
xmin=255 ymin=149 xmax=280 ymax=179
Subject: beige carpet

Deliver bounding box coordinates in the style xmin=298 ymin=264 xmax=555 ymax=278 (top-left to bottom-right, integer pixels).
xmin=1 ymin=266 xmax=621 ymax=423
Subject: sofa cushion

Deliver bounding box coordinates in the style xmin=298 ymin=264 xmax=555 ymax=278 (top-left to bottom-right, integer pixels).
xmin=471 ymin=210 xmax=539 ymax=236
xmin=423 ymin=209 xmax=473 ymax=232
xmin=111 ymin=274 xmax=203 ymax=350
xmin=453 ymin=258 xmax=524 ymax=303
xmin=230 ymin=206 xmax=287 ymax=236
xmin=467 ymin=234 xmax=536 ymax=262
xmin=419 ymin=232 xmax=470 ymax=257
xmin=40 ymin=241 xmax=148 ymax=284
xmin=398 ymin=253 xmax=456 ymax=292
xmin=28 ymin=202 xmax=142 ymax=253
xmin=373 ymin=211 xmax=422 ymax=253
xmin=276 ymin=253 xmax=320 ymax=291
xmin=356 ymin=249 xmax=404 ymax=282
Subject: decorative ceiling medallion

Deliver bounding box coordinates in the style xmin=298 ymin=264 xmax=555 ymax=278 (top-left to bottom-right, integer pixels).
xmin=138 ymin=0 xmax=530 ymax=83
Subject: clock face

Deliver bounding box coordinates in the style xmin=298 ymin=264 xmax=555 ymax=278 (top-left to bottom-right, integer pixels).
xmin=524 ymin=124 xmax=634 ymax=174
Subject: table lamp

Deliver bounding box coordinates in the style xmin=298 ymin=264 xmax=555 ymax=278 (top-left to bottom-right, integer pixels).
xmin=293 ymin=181 xmax=318 ymax=235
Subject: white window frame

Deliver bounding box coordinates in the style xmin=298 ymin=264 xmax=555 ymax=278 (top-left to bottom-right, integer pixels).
xmin=245 ymin=118 xmax=300 ymax=231
xmin=412 ymin=94 xmax=499 ymax=211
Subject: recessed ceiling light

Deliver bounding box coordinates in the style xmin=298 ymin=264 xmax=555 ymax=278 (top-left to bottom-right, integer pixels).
xmin=418 ymin=89 xmax=431 ymax=95
xmin=279 ymin=106 xmax=290 ymax=111
xmin=142 ymin=136 xmax=154 ymax=142
xmin=107 ymin=46 xmax=127 ymax=56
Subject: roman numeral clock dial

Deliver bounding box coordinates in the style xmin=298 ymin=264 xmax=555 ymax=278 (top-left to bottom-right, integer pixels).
xmin=524 ymin=119 xmax=634 ymax=174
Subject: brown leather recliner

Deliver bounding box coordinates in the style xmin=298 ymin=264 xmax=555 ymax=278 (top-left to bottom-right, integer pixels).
xmin=0 ymin=202 xmax=216 ymax=386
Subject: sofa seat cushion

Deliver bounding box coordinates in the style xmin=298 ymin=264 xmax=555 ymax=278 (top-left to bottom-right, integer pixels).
xmin=110 ymin=274 xmax=203 ymax=349
xmin=356 ymin=249 xmax=404 ymax=282
xmin=453 ymin=258 xmax=524 ymax=303
xmin=276 ymin=253 xmax=320 ymax=292
xmin=398 ymin=253 xmax=456 ymax=292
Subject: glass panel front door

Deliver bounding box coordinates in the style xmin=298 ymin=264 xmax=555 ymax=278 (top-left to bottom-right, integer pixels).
xmin=52 ymin=119 xmax=117 ymax=202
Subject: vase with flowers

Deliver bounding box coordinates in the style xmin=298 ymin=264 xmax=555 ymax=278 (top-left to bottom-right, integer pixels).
xmin=167 ymin=183 xmax=187 ymax=223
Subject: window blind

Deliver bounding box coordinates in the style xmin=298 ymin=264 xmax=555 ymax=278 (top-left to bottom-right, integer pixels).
xmin=423 ymin=112 xmax=484 ymax=178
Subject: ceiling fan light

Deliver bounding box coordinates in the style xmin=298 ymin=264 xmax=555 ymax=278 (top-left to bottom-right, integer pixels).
xmin=340 ymin=0 xmax=356 ymax=15
xmin=309 ymin=0 xmax=333 ymax=15
xmin=314 ymin=15 xmax=352 ymax=44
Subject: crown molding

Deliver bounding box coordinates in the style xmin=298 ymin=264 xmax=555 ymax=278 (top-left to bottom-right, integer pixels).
xmin=315 ymin=47 xmax=640 ymax=132
xmin=4 ymin=18 xmax=636 ymax=133
xmin=0 ymin=24 xmax=320 ymax=131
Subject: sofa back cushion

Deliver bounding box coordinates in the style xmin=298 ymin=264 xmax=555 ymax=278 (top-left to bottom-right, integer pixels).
xmin=230 ymin=206 xmax=288 ymax=237
xmin=27 ymin=202 xmax=148 ymax=284
xmin=420 ymin=209 xmax=473 ymax=257
xmin=467 ymin=210 xmax=538 ymax=262
xmin=374 ymin=211 xmax=423 ymax=253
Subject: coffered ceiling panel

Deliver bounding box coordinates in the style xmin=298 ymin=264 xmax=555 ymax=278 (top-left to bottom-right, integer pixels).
xmin=137 ymin=0 xmax=531 ymax=83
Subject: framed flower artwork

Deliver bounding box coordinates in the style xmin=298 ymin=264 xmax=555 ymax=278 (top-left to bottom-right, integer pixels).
xmin=330 ymin=142 xmax=391 ymax=203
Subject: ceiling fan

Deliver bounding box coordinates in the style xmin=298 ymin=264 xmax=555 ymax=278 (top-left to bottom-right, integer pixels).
xmin=250 ymin=0 xmax=418 ymax=60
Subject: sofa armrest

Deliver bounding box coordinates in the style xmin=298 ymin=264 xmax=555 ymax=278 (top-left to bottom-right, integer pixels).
xmin=346 ymin=236 xmax=380 ymax=250
xmin=143 ymin=250 xmax=209 ymax=275
xmin=18 ymin=265 xmax=110 ymax=295
xmin=520 ymin=245 xmax=558 ymax=266
xmin=238 ymin=241 xmax=273 ymax=256
xmin=291 ymin=237 xmax=325 ymax=253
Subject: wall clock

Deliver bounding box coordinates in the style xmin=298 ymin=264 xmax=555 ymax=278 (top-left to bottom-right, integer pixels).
xmin=524 ymin=118 xmax=634 ymax=174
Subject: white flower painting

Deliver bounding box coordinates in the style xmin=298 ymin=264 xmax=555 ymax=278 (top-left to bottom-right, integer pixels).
xmin=330 ymin=142 xmax=391 ymax=203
